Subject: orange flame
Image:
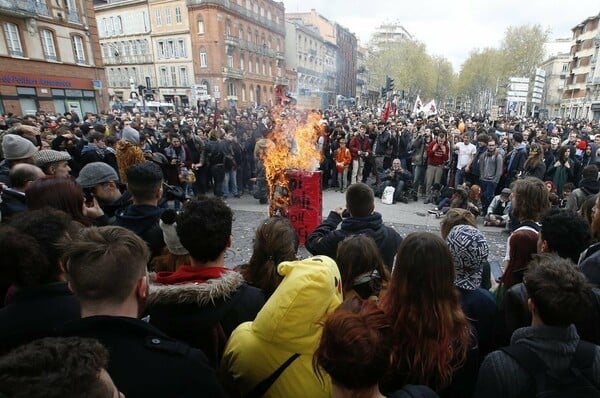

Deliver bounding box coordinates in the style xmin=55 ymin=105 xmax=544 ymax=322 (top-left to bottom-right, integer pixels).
xmin=262 ymin=111 xmax=323 ymax=216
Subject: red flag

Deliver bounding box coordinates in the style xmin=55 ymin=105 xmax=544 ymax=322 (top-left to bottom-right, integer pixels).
xmin=382 ymin=101 xmax=391 ymax=122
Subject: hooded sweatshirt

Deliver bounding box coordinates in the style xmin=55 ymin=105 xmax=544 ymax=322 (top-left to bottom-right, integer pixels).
xmin=220 ymin=256 xmax=342 ymax=398
xmin=114 ymin=204 xmax=164 ymax=258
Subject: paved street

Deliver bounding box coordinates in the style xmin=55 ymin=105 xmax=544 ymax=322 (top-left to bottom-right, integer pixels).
xmin=223 ymin=188 xmax=508 ymax=271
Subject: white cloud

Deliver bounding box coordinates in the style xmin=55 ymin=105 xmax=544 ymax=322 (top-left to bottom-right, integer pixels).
xmin=282 ymin=0 xmax=600 ymax=71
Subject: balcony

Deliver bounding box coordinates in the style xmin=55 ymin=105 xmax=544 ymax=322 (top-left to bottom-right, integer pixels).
xmin=0 ymin=0 xmax=49 ymax=17
xmin=222 ymin=66 xmax=244 ymax=80
xmin=224 ymin=34 xmax=239 ymax=47
xmin=275 ymin=51 xmax=284 ymax=60
xmin=103 ymin=54 xmax=154 ymax=65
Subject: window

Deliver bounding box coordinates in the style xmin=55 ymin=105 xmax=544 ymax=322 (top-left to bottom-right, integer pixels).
xmin=115 ymin=16 xmax=123 ymax=34
xmin=179 ymin=67 xmax=189 ymax=86
xmin=199 ymin=48 xmax=207 ymax=67
xmin=260 ymin=6 xmax=264 ymax=17
xmin=225 ymin=19 xmax=231 ymax=36
xmin=101 ymin=18 xmax=109 ymax=37
xmin=4 ymin=23 xmax=23 ymax=57
xmin=142 ymin=11 xmax=149 ymax=32
xmin=175 ymin=7 xmax=182 ymax=24
xmin=228 ymin=82 xmax=236 ymax=96
xmin=249 ymin=56 xmax=253 ymax=73
xmin=165 ymin=8 xmax=172 ymax=25
xmin=250 ymin=86 xmax=254 ymax=101
xmin=242 ymin=85 xmax=246 ymax=101
xmin=155 ymin=9 xmax=162 ymax=26
xmin=197 ymin=19 xmax=204 ymax=34
xmin=255 ymin=60 xmax=259 ymax=73
xmin=269 ymin=63 xmax=272 ymax=76
xmin=238 ymin=24 xmax=243 ymax=40
xmin=262 ymin=61 xmax=266 ymax=75
xmin=170 ymin=66 xmax=177 ymax=86
xmin=177 ymin=39 xmax=186 ymax=58
xmin=159 ymin=67 xmax=168 ymax=86
xmin=72 ymin=35 xmax=85 ymax=63
xmin=227 ymin=54 xmax=233 ymax=68
xmin=41 ymin=29 xmax=57 ymax=61
xmin=166 ymin=40 xmax=174 ymax=58
xmin=131 ymin=40 xmax=138 ymax=55
xmin=157 ymin=41 xmax=165 ymax=58
xmin=240 ymin=55 xmax=244 ymax=70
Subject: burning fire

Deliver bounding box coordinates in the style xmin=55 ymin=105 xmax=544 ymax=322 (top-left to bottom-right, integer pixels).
xmin=262 ymin=111 xmax=323 ymax=216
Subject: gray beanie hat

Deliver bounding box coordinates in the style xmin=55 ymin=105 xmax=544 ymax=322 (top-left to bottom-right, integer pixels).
xmin=122 ymin=126 xmax=140 ymax=145
xmin=2 ymin=134 xmax=38 ymax=160
xmin=76 ymin=162 xmax=119 ymax=188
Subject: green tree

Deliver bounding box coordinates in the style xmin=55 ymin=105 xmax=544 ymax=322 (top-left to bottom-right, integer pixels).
xmin=457 ymin=48 xmax=503 ymax=111
xmin=500 ymin=24 xmax=549 ymax=78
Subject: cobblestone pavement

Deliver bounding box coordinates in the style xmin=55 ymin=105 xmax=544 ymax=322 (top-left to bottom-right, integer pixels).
xmin=224 ymin=196 xmax=508 ymax=271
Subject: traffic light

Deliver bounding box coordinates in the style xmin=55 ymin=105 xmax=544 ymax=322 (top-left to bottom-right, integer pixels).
xmin=380 ymin=87 xmax=386 ymax=98
xmin=137 ymin=85 xmax=145 ymax=96
xmin=144 ymin=89 xmax=154 ymax=101
xmin=385 ymin=76 xmax=394 ymax=93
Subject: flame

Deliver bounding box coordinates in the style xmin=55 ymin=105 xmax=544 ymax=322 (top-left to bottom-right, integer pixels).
xmin=261 ymin=110 xmax=323 ymax=216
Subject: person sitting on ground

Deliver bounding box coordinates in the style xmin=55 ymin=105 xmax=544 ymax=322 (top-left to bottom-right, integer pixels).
xmin=0 ymin=337 xmax=123 ymax=398
xmin=0 ymin=209 xmax=82 ymax=354
xmin=0 ymin=163 xmax=44 ymax=222
xmin=113 ymin=162 xmax=165 ymax=260
xmin=446 ymin=224 xmax=497 ymax=357
xmin=335 ymin=234 xmax=390 ymax=301
xmin=237 ymin=216 xmax=299 ymax=299
xmin=306 ymin=182 xmax=402 ymax=271
xmin=377 ymin=158 xmax=413 ymax=204
xmin=146 ymin=197 xmax=265 ymax=367
xmin=484 ymin=188 xmax=511 ymax=227
xmin=315 ymin=300 xmax=439 ymax=398
xmin=61 ymin=226 xmax=226 ymax=397
xmin=379 ymin=232 xmax=478 ymax=398
xmin=77 ymin=162 xmax=132 ymax=220
xmin=220 ymin=256 xmax=343 ymax=398
xmin=474 ymin=254 xmax=600 ymax=398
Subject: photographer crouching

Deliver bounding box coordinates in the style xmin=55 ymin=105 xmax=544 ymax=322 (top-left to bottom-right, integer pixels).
xmin=376 ymin=158 xmax=413 ymax=204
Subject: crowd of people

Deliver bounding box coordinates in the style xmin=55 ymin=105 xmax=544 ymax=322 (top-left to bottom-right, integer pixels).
xmin=1 ymin=104 xmax=600 ymax=397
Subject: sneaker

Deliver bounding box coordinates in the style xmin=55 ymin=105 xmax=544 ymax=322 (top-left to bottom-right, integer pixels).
xmin=427 ymin=209 xmax=439 ymax=215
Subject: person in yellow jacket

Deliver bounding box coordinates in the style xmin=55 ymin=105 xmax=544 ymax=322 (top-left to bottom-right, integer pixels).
xmin=220 ymin=255 xmax=343 ymax=398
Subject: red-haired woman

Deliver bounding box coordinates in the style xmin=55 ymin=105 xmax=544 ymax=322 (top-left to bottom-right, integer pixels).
xmin=379 ymin=232 xmax=477 ymax=397
xmin=25 ymin=177 xmax=104 ymax=227
xmin=315 ymin=300 xmax=438 ymax=398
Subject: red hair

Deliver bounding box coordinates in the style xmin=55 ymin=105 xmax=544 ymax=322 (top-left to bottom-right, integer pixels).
xmin=25 ymin=177 xmax=91 ymax=226
xmin=379 ymin=232 xmax=470 ymax=390
xmin=314 ymin=300 xmax=392 ymax=390
xmin=500 ymin=229 xmax=538 ymax=289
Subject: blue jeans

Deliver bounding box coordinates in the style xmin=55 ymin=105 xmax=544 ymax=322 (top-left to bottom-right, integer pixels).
xmin=223 ymin=168 xmax=238 ymax=197
xmin=480 ymin=180 xmax=497 ymax=213
xmin=455 ymin=168 xmax=466 ymax=187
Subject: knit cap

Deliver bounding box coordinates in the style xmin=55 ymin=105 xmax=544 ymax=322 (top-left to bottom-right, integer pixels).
xmin=33 ymin=149 xmax=71 ymax=167
xmin=122 ymin=126 xmax=140 ymax=145
xmin=159 ymin=209 xmax=189 ymax=256
xmin=76 ymin=162 xmax=119 ymax=188
xmin=2 ymin=134 xmax=38 ymax=160
xmin=446 ymin=224 xmax=489 ymax=290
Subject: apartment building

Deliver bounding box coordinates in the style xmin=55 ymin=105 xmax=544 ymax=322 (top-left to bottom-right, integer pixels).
xmin=0 ymin=0 xmax=107 ymax=116
xmin=187 ymin=0 xmax=287 ymax=109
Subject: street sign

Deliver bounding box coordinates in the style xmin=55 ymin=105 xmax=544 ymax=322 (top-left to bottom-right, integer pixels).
xmin=213 ymin=85 xmax=221 ymax=100
xmin=490 ymin=106 xmax=499 ymax=121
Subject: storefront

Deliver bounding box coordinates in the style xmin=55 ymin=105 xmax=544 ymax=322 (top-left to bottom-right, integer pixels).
xmin=0 ymin=71 xmax=102 ymax=117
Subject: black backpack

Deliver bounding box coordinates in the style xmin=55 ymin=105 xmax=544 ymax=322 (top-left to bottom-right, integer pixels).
xmin=500 ymin=341 xmax=600 ymax=398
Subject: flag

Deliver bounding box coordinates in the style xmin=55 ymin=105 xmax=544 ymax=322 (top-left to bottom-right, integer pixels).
xmin=423 ymin=100 xmax=437 ymax=117
xmin=412 ymin=95 xmax=423 ymax=115
xmin=382 ymin=101 xmax=391 ymax=122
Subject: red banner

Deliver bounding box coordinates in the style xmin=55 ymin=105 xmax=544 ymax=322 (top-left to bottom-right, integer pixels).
xmin=286 ymin=170 xmax=322 ymax=246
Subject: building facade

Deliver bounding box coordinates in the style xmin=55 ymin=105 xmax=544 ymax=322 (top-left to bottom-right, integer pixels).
xmin=561 ymin=13 xmax=600 ymax=120
xmin=370 ymin=21 xmax=412 ymax=49
xmin=95 ymin=0 xmax=155 ymax=109
xmin=148 ymin=0 xmax=194 ymax=108
xmin=0 ymin=0 xmax=107 ymax=116
xmin=540 ymin=53 xmax=571 ymax=118
xmin=187 ymin=0 xmax=286 ymax=109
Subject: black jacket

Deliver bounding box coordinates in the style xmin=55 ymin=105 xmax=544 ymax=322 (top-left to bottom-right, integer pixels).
xmin=306 ymin=211 xmax=402 ymax=270
xmin=0 ymin=282 xmax=80 ymax=354
xmin=113 ymin=204 xmax=164 ymax=259
xmin=0 ymin=187 xmax=27 ymax=222
xmin=61 ymin=316 xmax=226 ymax=398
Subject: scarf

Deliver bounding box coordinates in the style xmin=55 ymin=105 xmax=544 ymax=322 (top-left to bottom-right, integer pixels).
xmin=154 ymin=266 xmax=228 ymax=285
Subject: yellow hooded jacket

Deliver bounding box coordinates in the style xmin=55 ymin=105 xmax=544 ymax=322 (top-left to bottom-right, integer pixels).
xmin=220 ymin=256 xmax=343 ymax=398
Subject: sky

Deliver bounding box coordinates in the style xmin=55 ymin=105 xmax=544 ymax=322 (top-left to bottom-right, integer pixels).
xmin=281 ymin=0 xmax=599 ymax=72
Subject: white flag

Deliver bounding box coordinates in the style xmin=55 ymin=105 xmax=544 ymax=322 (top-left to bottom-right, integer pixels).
xmin=412 ymin=95 xmax=423 ymax=115
xmin=423 ymin=100 xmax=437 ymax=117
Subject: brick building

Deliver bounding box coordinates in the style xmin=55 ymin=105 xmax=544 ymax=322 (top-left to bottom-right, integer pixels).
xmin=0 ymin=0 xmax=108 ymax=116
xmin=187 ymin=0 xmax=287 ymax=109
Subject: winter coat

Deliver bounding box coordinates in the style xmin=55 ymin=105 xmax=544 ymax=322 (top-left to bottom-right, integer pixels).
xmin=474 ymin=325 xmax=600 ymax=398
xmin=113 ymin=204 xmax=165 ymax=260
xmin=306 ymin=211 xmax=402 ymax=271
xmin=410 ymin=135 xmax=429 ymax=166
xmin=115 ymin=140 xmax=145 ymax=183
xmin=565 ymin=177 xmax=600 ymax=212
xmin=61 ymin=316 xmax=226 ymax=398
xmin=220 ymin=256 xmax=343 ymax=398
xmin=349 ymin=133 xmax=372 ymax=160
xmin=0 ymin=282 xmax=80 ymax=355
xmin=146 ymin=266 xmax=264 ymax=368
xmin=334 ymin=147 xmax=352 ymax=172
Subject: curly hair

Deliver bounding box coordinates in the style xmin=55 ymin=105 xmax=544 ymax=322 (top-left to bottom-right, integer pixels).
xmin=380 ymin=232 xmax=470 ymax=391
xmin=512 ymin=177 xmax=550 ymax=223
